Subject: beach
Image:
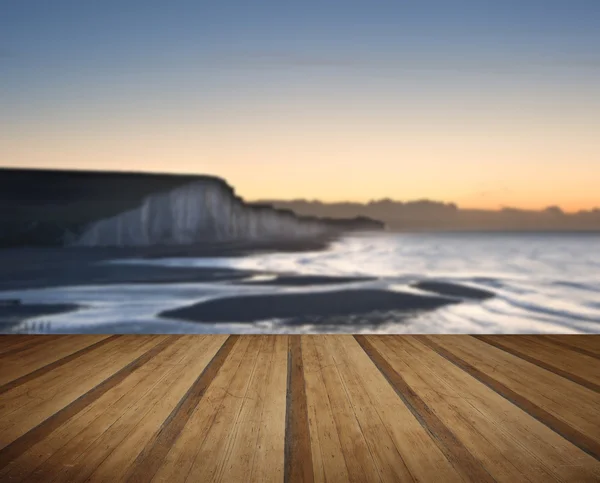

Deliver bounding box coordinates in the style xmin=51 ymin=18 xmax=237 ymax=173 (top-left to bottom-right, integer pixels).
xmin=1 ymin=232 xmax=599 ymax=334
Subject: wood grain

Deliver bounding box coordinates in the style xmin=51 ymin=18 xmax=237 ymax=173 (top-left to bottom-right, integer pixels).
xmin=0 ymin=335 xmax=63 ymax=358
xmin=0 ymin=335 xmax=119 ymax=395
xmin=125 ymin=335 xmax=237 ymax=483
xmin=419 ymin=335 xmax=600 ymax=461
xmin=150 ymin=335 xmax=253 ymax=483
xmin=356 ymin=335 xmax=495 ymax=483
xmin=285 ymin=336 xmax=313 ymax=483
xmin=0 ymin=335 xmax=174 ymax=470
xmin=474 ymin=335 xmax=600 ymax=392
xmin=389 ymin=336 xmax=599 ymax=482
xmin=0 ymin=334 xmax=598 ymax=483
xmin=544 ymin=335 xmax=600 ymax=358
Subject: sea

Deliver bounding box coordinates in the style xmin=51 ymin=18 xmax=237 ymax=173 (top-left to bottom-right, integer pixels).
xmin=2 ymin=232 xmax=600 ymax=334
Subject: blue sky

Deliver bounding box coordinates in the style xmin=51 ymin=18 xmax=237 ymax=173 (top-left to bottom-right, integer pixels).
xmin=2 ymin=1 xmax=599 ymax=209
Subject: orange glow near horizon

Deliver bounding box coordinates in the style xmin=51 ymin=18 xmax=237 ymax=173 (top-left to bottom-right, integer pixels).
xmin=2 ymin=159 xmax=598 ymax=213
xmin=3 ymin=85 xmax=599 ymax=213
xmin=3 ymin=2 xmax=600 ymax=214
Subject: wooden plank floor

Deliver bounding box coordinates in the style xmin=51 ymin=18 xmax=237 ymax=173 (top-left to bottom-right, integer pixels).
xmin=0 ymin=335 xmax=598 ymax=482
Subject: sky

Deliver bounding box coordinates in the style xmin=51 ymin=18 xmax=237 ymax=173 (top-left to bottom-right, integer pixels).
xmin=1 ymin=1 xmax=599 ymax=211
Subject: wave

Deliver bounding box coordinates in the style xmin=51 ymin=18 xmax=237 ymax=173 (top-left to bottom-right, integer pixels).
xmin=5 ymin=232 xmax=600 ymax=333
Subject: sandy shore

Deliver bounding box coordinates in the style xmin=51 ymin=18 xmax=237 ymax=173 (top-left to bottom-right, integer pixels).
xmin=240 ymin=275 xmax=376 ymax=286
xmin=160 ymin=289 xmax=459 ymax=324
xmin=412 ymin=281 xmax=495 ymax=299
xmin=0 ymin=242 xmax=499 ymax=332
xmin=0 ymin=238 xmax=336 ymax=292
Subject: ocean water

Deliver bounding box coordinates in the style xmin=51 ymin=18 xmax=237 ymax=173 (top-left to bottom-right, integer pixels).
xmin=4 ymin=232 xmax=600 ymax=334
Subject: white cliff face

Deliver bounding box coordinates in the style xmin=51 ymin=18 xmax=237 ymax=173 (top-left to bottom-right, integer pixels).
xmin=73 ymin=181 xmax=330 ymax=246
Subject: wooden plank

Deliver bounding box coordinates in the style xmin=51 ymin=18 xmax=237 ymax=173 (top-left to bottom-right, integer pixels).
xmin=0 ymin=336 xmax=167 ymax=447
xmin=284 ymin=335 xmax=313 ymax=483
xmin=387 ymin=336 xmax=600 ymax=482
xmin=122 ymin=335 xmax=238 ymax=483
xmin=86 ymin=336 xmax=228 ymax=483
xmin=0 ymin=335 xmax=150 ymax=418
xmin=0 ymin=335 xmax=77 ymax=366
xmin=0 ymin=334 xmax=598 ymax=482
xmin=46 ymin=335 xmax=228 ymax=483
xmin=10 ymin=335 xmax=201 ymax=483
xmin=0 ymin=335 xmax=63 ymax=358
xmin=0 ymin=335 xmax=174 ymax=471
xmin=218 ymin=336 xmax=283 ymax=482
xmin=0 ymin=335 xmax=113 ymax=386
xmin=475 ymin=335 xmax=600 ymax=392
xmin=0 ymin=335 xmax=120 ymax=395
xmin=527 ymin=335 xmax=600 ymax=366
xmin=0 ymin=336 xmax=162 ymax=443
xmin=313 ymin=335 xmax=381 ymax=482
xmin=0 ymin=336 xmax=52 ymax=356
xmin=342 ymin=336 xmax=462 ymax=483
xmin=325 ymin=335 xmax=415 ymax=482
xmin=0 ymin=336 xmax=202 ymax=482
xmin=544 ymin=335 xmax=600 ymax=358
xmin=420 ymin=335 xmax=600 ymax=461
xmin=302 ymin=335 xmax=350 ymax=483
xmin=149 ymin=336 xmax=253 ymax=483
xmin=356 ymin=335 xmax=494 ymax=483
xmin=301 ymin=337 xmax=325 ymax=483
xmin=0 ymin=335 xmax=32 ymax=350
xmin=251 ymin=336 xmax=288 ymax=483
xmin=520 ymin=335 xmax=600 ymax=368
xmin=182 ymin=335 xmax=264 ymax=482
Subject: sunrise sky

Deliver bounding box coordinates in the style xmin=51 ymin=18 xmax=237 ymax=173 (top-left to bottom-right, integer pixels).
xmin=1 ymin=1 xmax=599 ymax=211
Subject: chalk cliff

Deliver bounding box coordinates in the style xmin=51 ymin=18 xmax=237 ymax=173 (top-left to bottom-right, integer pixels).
xmin=0 ymin=168 xmax=384 ymax=247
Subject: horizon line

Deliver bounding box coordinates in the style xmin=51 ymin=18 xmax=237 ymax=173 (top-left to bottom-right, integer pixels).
xmin=2 ymin=166 xmax=598 ymax=214
xmin=250 ymin=198 xmax=599 ymax=215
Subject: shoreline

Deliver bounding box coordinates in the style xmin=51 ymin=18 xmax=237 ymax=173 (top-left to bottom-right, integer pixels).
xmin=159 ymin=289 xmax=459 ymax=324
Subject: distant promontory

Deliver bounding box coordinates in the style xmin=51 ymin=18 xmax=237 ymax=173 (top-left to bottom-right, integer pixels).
xmin=255 ymin=199 xmax=600 ymax=232
xmin=0 ymin=168 xmax=383 ymax=248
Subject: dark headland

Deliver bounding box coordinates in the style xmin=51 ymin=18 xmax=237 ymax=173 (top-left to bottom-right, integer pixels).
xmin=0 ymin=168 xmax=384 ymax=248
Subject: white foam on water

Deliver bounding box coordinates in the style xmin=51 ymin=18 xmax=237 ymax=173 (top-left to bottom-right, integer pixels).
xmin=5 ymin=232 xmax=600 ymax=333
